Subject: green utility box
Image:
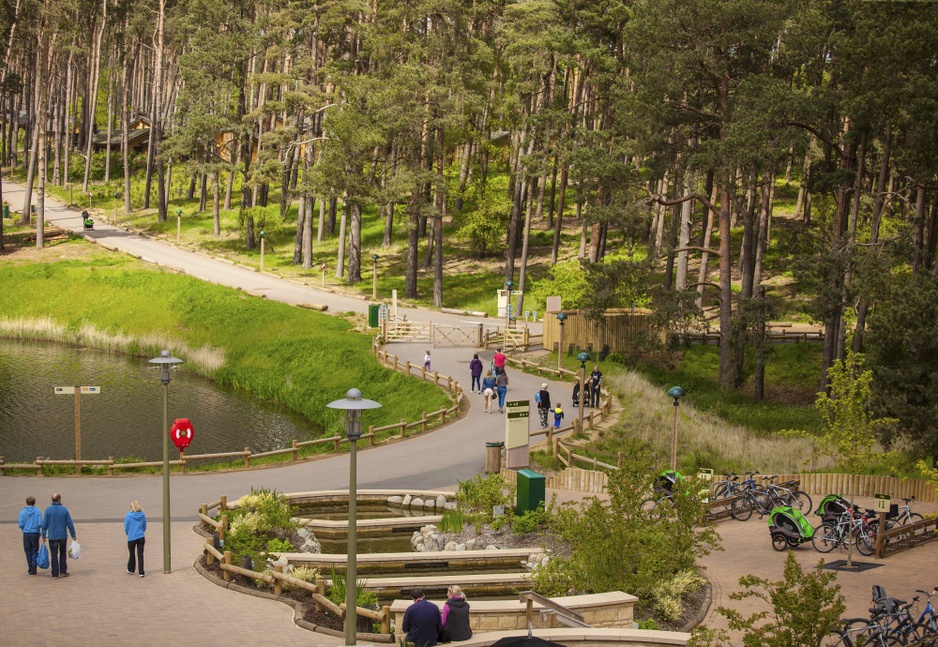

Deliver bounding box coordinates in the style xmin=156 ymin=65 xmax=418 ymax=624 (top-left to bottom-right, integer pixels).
xmin=516 ymin=469 xmax=545 ymax=514
xmin=2 ymin=205 xmax=8 ymax=219
xmin=368 ymin=303 xmax=380 ymax=328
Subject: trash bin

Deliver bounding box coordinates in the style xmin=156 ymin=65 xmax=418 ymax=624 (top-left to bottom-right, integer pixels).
xmin=485 ymin=441 xmax=504 ymax=473
xmin=2 ymin=205 xmax=8 ymax=219
xmin=516 ymin=469 xmax=545 ymax=514
xmin=368 ymin=303 xmax=380 ymax=328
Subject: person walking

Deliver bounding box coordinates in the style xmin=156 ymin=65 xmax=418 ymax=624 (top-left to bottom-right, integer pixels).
xmin=492 ymin=348 xmax=506 ymax=373
xmin=495 ymin=369 xmax=509 ymax=413
xmin=124 ymin=501 xmax=147 ymax=577
xmin=442 ymin=585 xmax=472 ymax=641
xmin=553 ymin=403 xmax=565 ymax=429
xmin=18 ymin=496 xmax=43 ymax=575
xmin=41 ymin=493 xmax=76 ymax=579
xmin=401 ymin=588 xmax=442 ymax=647
xmin=469 ymin=354 xmax=484 ymax=393
xmin=589 ymin=365 xmax=604 ymax=407
xmin=536 ymin=383 xmax=552 ymax=428
xmin=481 ymin=370 xmax=496 ymax=414
xmin=424 ymin=350 xmax=432 ymax=372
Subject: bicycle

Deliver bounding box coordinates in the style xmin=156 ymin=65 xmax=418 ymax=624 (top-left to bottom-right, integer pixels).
xmin=910 ymin=586 xmax=938 ymax=644
xmin=812 ymin=504 xmax=878 ymax=556
xmin=761 ymin=475 xmax=813 ymax=515
xmin=731 ymin=477 xmax=794 ymax=521
xmin=711 ymin=472 xmax=759 ymax=500
xmin=894 ymin=497 xmax=925 ymax=526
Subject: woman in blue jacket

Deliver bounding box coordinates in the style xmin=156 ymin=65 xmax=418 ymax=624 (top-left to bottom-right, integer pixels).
xmin=124 ymin=501 xmax=147 ymax=577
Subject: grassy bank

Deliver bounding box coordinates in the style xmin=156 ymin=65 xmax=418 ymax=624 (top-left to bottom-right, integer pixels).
xmin=0 ymin=237 xmax=452 ymax=439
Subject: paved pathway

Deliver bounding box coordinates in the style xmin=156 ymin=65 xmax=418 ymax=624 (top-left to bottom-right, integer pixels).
xmin=0 ymin=182 xmax=576 ymax=646
xmin=3 ymin=182 xmax=937 ymax=645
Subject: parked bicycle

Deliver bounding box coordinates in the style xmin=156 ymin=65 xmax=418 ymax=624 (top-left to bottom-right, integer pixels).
xmin=820 ymin=585 xmax=938 ymax=647
xmin=812 ymin=504 xmax=878 ymax=556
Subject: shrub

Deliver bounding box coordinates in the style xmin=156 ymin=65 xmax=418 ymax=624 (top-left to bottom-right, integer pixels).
xmin=511 ymin=505 xmax=547 ymax=535
xmin=456 ymin=473 xmax=515 ymax=524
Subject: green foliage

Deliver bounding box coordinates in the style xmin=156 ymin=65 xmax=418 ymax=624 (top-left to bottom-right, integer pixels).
xmin=531 ymin=453 xmax=719 ymax=618
xmin=266 ymin=538 xmax=295 ymax=553
xmin=693 ymin=553 xmax=845 ymax=647
xmin=456 ymin=473 xmax=515 ymax=524
xmin=511 ymin=504 xmax=548 ymax=535
xmin=636 ymin=619 xmax=660 ymax=631
xmin=794 ymin=341 xmax=897 ymax=473
xmin=455 ymin=188 xmax=510 ymax=257
xmin=527 ymin=259 xmax=590 ymax=313
xmin=439 ymin=508 xmax=465 ymax=534
xmin=580 ymin=258 xmax=652 ymax=321
xmin=0 ymin=254 xmax=452 ymax=440
xmin=328 ymin=568 xmax=373 ymax=608
xmin=224 ymin=489 xmax=298 ymax=567
xmin=866 ymin=272 xmax=938 ymax=457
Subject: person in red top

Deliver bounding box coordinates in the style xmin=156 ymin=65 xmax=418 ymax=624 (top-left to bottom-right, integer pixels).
xmin=493 ymin=348 xmax=506 ymax=370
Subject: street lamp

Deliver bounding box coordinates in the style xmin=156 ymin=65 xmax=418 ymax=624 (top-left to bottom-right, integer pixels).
xmin=371 ymin=254 xmax=380 ymax=301
xmin=176 ymin=209 xmax=182 ymax=244
xmin=667 ymin=386 xmax=686 ymax=472
xmin=556 ymin=312 xmax=568 ymax=371
xmin=148 ymin=350 xmax=183 ymax=574
xmin=504 ymin=280 xmax=514 ymax=333
xmin=260 ymin=230 xmax=267 ymax=271
xmin=327 ymin=388 xmax=382 ymax=647
xmin=577 ymin=351 xmax=590 ymax=429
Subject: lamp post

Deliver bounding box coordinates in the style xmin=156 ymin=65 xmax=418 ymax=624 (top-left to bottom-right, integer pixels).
xmin=113 ymin=192 xmax=119 ymax=218
xmin=176 ymin=209 xmax=182 ymax=244
xmin=371 ymin=254 xmax=380 ymax=301
xmin=556 ymin=312 xmax=567 ymax=371
xmin=260 ymin=230 xmax=266 ymax=271
xmin=577 ymin=351 xmax=590 ymax=429
xmin=504 ymin=280 xmax=514 ymax=333
xmin=667 ymin=386 xmax=686 ymax=472
xmin=148 ymin=350 xmax=183 ymax=574
xmin=327 ymin=389 xmax=381 ymax=647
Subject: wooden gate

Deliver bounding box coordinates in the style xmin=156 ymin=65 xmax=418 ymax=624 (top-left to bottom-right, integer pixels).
xmin=384 ymin=320 xmax=432 ymax=342
xmin=432 ymin=323 xmax=483 ymax=348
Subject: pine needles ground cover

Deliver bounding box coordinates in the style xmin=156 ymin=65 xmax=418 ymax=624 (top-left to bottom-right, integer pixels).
xmin=0 ymin=241 xmax=451 ymax=438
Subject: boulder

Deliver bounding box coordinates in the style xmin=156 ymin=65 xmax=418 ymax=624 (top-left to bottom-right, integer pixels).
xmin=402 ymin=494 xmax=412 ymax=507
xmin=412 ymin=497 xmax=425 ymax=508
xmin=388 ymin=496 xmax=404 ymax=505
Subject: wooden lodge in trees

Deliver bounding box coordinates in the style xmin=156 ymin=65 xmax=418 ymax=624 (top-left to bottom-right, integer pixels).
xmin=542 ymin=308 xmax=659 ymax=357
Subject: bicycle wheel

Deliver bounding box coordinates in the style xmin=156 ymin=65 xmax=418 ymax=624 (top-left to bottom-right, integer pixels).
xmin=813 ymin=522 xmax=839 ymax=553
xmin=732 ymin=495 xmax=754 ymax=521
xmin=912 ymin=623 xmax=937 ymax=647
xmin=790 ymin=490 xmax=813 ymax=514
xmin=906 ymin=512 xmax=925 ymax=525
xmin=818 ymin=629 xmax=852 ymax=647
xmin=855 ymin=528 xmax=875 ymax=556
xmin=641 ymin=498 xmax=659 ymax=515
xmin=712 ymin=484 xmax=729 ymax=499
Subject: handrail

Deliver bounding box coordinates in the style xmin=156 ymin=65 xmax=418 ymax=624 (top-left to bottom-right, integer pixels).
xmin=519 ymin=590 xmax=587 ymax=629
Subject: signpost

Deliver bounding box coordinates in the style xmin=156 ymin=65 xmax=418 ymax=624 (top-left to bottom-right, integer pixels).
xmin=874 ymin=493 xmax=891 ymax=558
xmin=505 ymin=399 xmax=530 ymax=469
xmin=54 ymin=385 xmax=101 ymax=473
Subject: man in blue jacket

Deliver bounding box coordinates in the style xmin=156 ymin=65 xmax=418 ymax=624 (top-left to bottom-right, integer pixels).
xmin=18 ymin=496 xmax=43 ymax=575
xmin=401 ymin=588 xmax=442 ymax=647
xmin=42 ymin=493 xmax=77 ymax=578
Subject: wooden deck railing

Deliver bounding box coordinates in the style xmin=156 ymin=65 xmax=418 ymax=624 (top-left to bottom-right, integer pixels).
xmin=197 ymin=495 xmax=392 ymax=638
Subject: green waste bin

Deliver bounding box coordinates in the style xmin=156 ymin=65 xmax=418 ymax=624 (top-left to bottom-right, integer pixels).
xmin=368 ymin=303 xmax=380 ymax=328
xmin=2 ymin=205 xmax=8 ymax=219
xmin=516 ymin=469 xmax=545 ymax=514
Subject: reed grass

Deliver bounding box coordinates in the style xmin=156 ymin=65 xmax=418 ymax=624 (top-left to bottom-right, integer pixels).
xmin=597 ymin=370 xmax=834 ymax=474
xmin=0 ymin=249 xmax=452 ymax=438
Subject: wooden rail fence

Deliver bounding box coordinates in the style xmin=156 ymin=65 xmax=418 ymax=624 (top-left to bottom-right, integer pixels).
xmin=197 ymin=496 xmax=392 ymax=637
xmin=0 ymin=351 xmax=464 ymax=476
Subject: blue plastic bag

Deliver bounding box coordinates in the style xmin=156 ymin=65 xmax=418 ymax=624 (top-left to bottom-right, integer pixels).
xmin=37 ymin=544 xmax=50 ymax=570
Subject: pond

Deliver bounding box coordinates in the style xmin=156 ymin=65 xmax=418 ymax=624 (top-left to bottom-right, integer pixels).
xmin=0 ymin=338 xmax=322 ymax=462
